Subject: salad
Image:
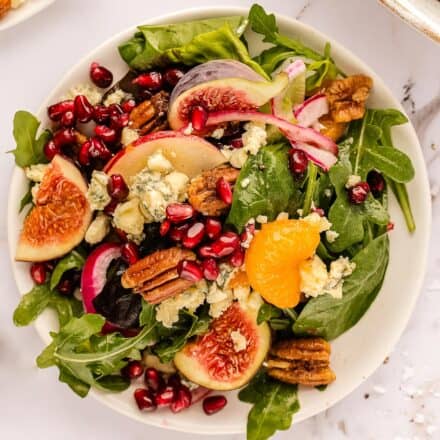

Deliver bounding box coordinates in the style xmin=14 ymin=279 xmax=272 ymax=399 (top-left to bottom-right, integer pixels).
xmin=11 ymin=4 xmax=416 ymax=439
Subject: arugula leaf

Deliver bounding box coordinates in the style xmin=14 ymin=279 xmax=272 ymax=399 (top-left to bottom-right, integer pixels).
xmin=293 ymin=234 xmax=389 ymax=340
xmin=239 ymin=370 xmax=300 ymax=440
xmin=11 ymin=111 xmax=51 ymax=167
xmin=50 ymin=250 xmax=85 ymax=290
xmin=227 ymin=144 xmax=299 ymax=232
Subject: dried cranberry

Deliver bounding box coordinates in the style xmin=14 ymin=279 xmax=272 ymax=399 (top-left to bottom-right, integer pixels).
xmin=134 ymin=388 xmax=157 ymax=411
xmin=229 ymin=247 xmax=245 ymax=267
xmin=88 ymin=137 xmax=112 ymax=161
xmin=121 ymin=242 xmax=139 ymax=265
xmin=289 ymin=149 xmax=309 ymax=175
xmin=74 ymin=95 xmax=94 ymax=123
xmin=57 ymin=278 xmax=74 ymax=295
xmin=203 ymin=395 xmax=227 ymax=415
xmin=93 ymin=105 xmax=111 ymax=124
xmin=178 ymin=260 xmax=203 ymax=282
xmin=107 ymin=174 xmax=129 ymax=201
xmin=367 ymin=170 xmax=385 ymax=196
xmin=154 ymin=385 xmax=175 ymax=407
xmin=205 ymin=217 xmax=222 ymax=240
xmin=43 ymin=140 xmax=60 ymax=160
xmin=53 ymin=128 xmax=76 ymax=147
xmin=60 ymin=110 xmax=76 ymax=127
xmin=169 ymin=223 xmax=190 ymax=242
xmin=182 ymin=222 xmax=205 ymax=249
xmin=95 ymin=125 xmax=117 ymax=144
xmin=47 ymin=100 xmax=74 ymax=121
xmin=121 ymin=98 xmax=136 ymax=113
xmin=166 ymin=203 xmax=195 ymax=223
xmin=90 ymin=62 xmax=113 ymax=88
xmin=121 ymin=360 xmax=144 ymax=380
xmin=159 ymin=219 xmax=171 ymax=237
xmin=163 ymin=67 xmax=184 ymax=87
xmin=347 ymin=182 xmax=370 ymax=205
xmin=30 ymin=263 xmax=46 ymax=285
xmin=190 ymin=105 xmax=208 ymax=131
xmin=216 ymin=177 xmax=233 ymax=205
xmin=144 ymin=368 xmax=165 ymax=392
xmin=132 ymin=72 xmax=163 ymax=90
xmin=170 ymin=385 xmax=192 ymax=413
xmin=201 ymin=258 xmax=219 ymax=281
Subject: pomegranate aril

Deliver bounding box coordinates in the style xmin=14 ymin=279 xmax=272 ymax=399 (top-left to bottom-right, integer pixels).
xmin=198 ymin=245 xmax=217 ymax=259
xmin=169 ymin=223 xmax=190 ymax=242
xmin=30 ymin=263 xmax=46 ymax=285
xmin=367 ymin=170 xmax=385 ymax=196
xmin=159 ymin=219 xmax=171 ymax=237
xmin=211 ymin=232 xmax=240 ymax=258
xmin=74 ymin=95 xmax=94 ymax=123
xmin=229 ymin=247 xmax=245 ymax=267
xmin=387 ymin=221 xmax=395 ymax=232
xmin=205 ymin=217 xmax=222 ymax=240
xmin=115 ymin=228 xmax=128 ymax=242
xmin=170 ymin=385 xmax=192 ymax=413
xmin=107 ymin=174 xmax=129 ymax=201
xmin=201 ymin=258 xmax=219 ymax=281
xmin=347 ymin=181 xmax=370 ymax=205
xmin=78 ymin=141 xmax=91 ymax=166
xmin=144 ymin=368 xmax=165 ymax=392
xmin=90 ymin=62 xmax=113 ymax=88
xmin=53 ymin=128 xmax=76 ymax=147
xmin=57 ymin=278 xmax=74 ymax=295
xmin=89 ymin=137 xmax=112 ymax=161
xmin=133 ymin=72 xmax=163 ymax=90
xmin=191 ymin=105 xmax=208 ymax=131
xmin=60 ymin=110 xmax=76 ymax=127
xmin=163 ymin=68 xmax=184 ymax=87
xmin=95 ymin=125 xmax=117 ymax=144
xmin=154 ymin=385 xmax=175 ymax=407
xmin=166 ymin=203 xmax=195 ymax=223
xmin=121 ymin=98 xmax=136 ymax=113
xmin=104 ymin=199 xmax=118 ymax=215
xmin=121 ymin=360 xmax=144 ymax=380
xmin=47 ymin=100 xmax=74 ymax=121
xmin=216 ymin=177 xmax=233 ymax=205
xmin=167 ymin=374 xmax=181 ymax=389
xmin=134 ymin=388 xmax=157 ymax=411
xmin=93 ymin=105 xmax=111 ymax=123
xmin=203 ymin=395 xmax=227 ymax=415
xmin=108 ymin=103 xmax=124 ymax=116
xmin=178 ymin=260 xmax=203 ymax=282
xmin=182 ymin=222 xmax=205 ymax=248
xmin=311 ymin=207 xmax=325 ymax=217
xmin=110 ymin=113 xmax=129 ymax=130
xmin=289 ymin=148 xmax=309 ymax=175
xmin=121 ymin=242 xmax=139 ymax=265
xmin=44 ymin=140 xmax=60 ymax=160
xmin=230 ymin=138 xmax=243 ymax=149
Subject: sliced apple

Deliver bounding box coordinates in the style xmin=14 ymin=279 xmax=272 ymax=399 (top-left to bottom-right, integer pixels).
xmin=104 ymin=131 xmax=226 ymax=180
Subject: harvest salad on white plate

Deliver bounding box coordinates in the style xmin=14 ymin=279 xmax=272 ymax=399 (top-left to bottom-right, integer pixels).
xmin=11 ymin=4 xmax=416 ymax=439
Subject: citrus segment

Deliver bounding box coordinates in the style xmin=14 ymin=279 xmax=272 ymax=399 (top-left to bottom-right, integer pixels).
xmin=245 ymin=219 xmax=320 ymax=308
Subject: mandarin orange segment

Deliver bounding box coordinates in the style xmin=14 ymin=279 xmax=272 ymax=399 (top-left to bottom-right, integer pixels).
xmin=245 ymin=219 xmax=320 ymax=308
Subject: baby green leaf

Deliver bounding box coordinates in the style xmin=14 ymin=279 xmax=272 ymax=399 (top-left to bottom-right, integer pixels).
xmin=50 ymin=250 xmax=85 ymax=290
xmin=13 ymin=284 xmax=52 ymax=326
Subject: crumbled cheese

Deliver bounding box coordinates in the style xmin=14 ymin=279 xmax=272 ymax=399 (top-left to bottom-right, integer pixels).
xmin=112 ymin=197 xmax=144 ymax=236
xmin=31 ymin=184 xmax=40 ymax=204
xmin=24 ymin=164 xmax=48 ymax=182
xmin=121 ymin=127 xmax=139 ymax=146
xmin=277 ymin=212 xmax=289 ymax=221
xmin=229 ymin=148 xmax=248 ymax=169
xmin=103 ymin=89 xmax=130 ymax=107
xmin=242 ymin=122 xmax=267 ymax=155
xmin=164 ymin=172 xmax=189 ymax=201
xmin=302 ymin=212 xmax=332 ymax=232
xmin=85 ymin=213 xmax=110 ymax=244
xmin=297 ymin=208 xmax=304 ymax=217
xmin=230 ymin=330 xmax=247 ymax=352
xmin=64 ymin=83 xmax=103 ymax=106
xmin=324 ymin=188 xmax=333 ymax=198
xmin=87 ymin=171 xmax=111 ymax=211
xmin=241 ymin=177 xmax=250 ymax=188
xmin=207 ymin=282 xmax=233 ymax=318
xmin=325 ymin=257 xmax=356 ymax=298
xmin=183 ymin=123 xmax=193 ymax=135
xmin=147 ymin=151 xmax=174 ymax=174
xmin=155 ymin=281 xmax=207 ymax=328
xmin=127 ymin=232 xmax=145 ymax=245
xmin=325 ymin=230 xmax=339 ymax=243
xmin=345 ymin=174 xmax=362 ymax=189
xmin=211 ymin=128 xmax=225 ymax=139
xmin=256 ymin=215 xmax=268 ymax=224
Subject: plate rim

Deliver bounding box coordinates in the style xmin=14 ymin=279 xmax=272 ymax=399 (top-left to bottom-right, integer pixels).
xmin=7 ymin=5 xmax=432 ymax=435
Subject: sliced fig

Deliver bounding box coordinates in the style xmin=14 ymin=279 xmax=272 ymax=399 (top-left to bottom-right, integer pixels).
xmin=104 ymin=130 xmax=226 ymax=180
xmin=168 ymin=65 xmax=288 ymax=131
xmin=16 ymin=155 xmax=92 ymax=262
xmin=174 ymin=295 xmax=271 ymax=391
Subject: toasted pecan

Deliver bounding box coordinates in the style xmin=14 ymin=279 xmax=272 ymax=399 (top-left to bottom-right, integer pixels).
xmin=129 ymin=91 xmax=169 ymax=134
xmin=267 ymin=337 xmax=336 ymax=386
xmin=188 ymin=165 xmax=239 ymax=216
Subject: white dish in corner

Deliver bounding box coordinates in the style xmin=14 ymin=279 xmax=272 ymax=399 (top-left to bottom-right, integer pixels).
xmin=7 ymin=6 xmax=432 ymax=435
xmin=0 ymin=0 xmax=55 ymax=32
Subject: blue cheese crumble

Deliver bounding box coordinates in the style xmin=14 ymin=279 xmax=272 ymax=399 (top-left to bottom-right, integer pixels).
xmin=87 ymin=171 xmax=111 ymax=211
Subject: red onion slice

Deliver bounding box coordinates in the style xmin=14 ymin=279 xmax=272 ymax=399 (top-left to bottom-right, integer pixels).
xmin=294 ymin=93 xmax=329 ymax=128
xmin=294 ymin=142 xmax=338 ymax=171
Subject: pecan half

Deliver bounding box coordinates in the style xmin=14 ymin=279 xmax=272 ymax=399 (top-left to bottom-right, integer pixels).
xmin=121 ymin=247 xmax=196 ymax=304
xmin=188 ymin=165 xmax=239 ymax=216
xmin=267 ymin=337 xmax=336 ymax=386
xmin=318 ymin=115 xmax=347 ymax=142
xmin=129 ymin=91 xmax=169 ymax=135
xmin=324 ymin=74 xmax=373 ymax=123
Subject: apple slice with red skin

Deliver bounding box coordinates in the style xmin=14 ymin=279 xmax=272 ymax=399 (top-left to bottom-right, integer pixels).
xmin=104 ymin=131 xmax=226 ymax=181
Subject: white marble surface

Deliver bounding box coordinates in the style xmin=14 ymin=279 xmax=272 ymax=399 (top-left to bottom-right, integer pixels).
xmin=0 ymin=0 xmax=439 ymax=439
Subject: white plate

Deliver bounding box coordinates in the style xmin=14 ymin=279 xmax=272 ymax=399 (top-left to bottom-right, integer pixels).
xmin=7 ymin=6 xmax=431 ymax=435
xmin=379 ymin=0 xmax=440 ymax=42
xmin=0 ymin=0 xmax=55 ymax=32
